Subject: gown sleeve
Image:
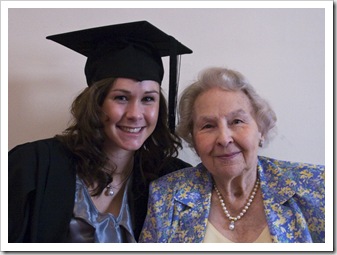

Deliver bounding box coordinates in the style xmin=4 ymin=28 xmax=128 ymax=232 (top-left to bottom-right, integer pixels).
xmin=8 ymin=139 xmax=76 ymax=242
xmin=8 ymin=142 xmax=40 ymax=242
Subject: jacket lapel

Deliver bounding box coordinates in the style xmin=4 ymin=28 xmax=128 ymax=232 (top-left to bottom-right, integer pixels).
xmin=258 ymin=157 xmax=313 ymax=242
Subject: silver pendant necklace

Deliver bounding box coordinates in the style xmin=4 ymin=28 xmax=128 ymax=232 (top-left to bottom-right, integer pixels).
xmin=105 ymin=167 xmax=133 ymax=196
xmin=214 ymin=178 xmax=260 ymax=231
xmin=106 ymin=184 xmax=116 ymax=196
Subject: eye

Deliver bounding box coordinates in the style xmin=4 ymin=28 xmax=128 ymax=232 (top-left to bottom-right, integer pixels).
xmin=201 ymin=123 xmax=214 ymax=130
xmin=114 ymin=95 xmax=128 ymax=102
xmin=232 ymin=119 xmax=244 ymax=125
xmin=142 ymin=96 xmax=155 ymax=103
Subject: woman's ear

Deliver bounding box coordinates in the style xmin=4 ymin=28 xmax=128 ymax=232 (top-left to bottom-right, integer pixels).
xmin=259 ymin=134 xmax=264 ymax=148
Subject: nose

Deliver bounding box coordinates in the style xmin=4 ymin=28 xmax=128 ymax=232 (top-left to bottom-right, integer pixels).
xmin=217 ymin=123 xmax=233 ymax=147
xmin=125 ymin=101 xmax=143 ymax=121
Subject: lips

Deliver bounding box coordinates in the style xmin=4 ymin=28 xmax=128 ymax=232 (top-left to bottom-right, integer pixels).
xmin=119 ymin=126 xmax=143 ymax=133
xmin=216 ymin=151 xmax=241 ymax=158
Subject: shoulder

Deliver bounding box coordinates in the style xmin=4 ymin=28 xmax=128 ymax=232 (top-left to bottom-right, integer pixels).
xmin=258 ymin=156 xmax=325 ymax=193
xmin=9 ymin=137 xmax=71 ymax=158
xmin=159 ymin=157 xmax=192 ymax=177
xmin=258 ymin=156 xmax=324 ymax=170
xmin=10 ymin=137 xmax=52 ymax=152
xmin=151 ymin=164 xmax=211 ymax=192
xmin=9 ymin=137 xmax=75 ymax=177
xmin=258 ymin=156 xmax=324 ymax=176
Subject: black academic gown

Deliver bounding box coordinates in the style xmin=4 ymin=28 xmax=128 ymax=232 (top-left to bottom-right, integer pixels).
xmin=8 ymin=138 xmax=190 ymax=242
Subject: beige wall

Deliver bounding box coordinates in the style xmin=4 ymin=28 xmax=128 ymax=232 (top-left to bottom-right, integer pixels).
xmin=7 ymin=6 xmax=327 ymax=165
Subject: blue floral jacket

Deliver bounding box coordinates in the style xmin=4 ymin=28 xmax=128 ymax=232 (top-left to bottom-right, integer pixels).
xmin=139 ymin=156 xmax=325 ymax=243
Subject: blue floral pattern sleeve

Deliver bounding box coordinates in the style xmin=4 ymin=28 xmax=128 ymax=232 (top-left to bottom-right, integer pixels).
xmin=258 ymin=156 xmax=325 ymax=243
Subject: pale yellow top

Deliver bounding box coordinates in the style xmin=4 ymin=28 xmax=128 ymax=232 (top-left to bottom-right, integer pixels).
xmin=203 ymin=222 xmax=273 ymax=243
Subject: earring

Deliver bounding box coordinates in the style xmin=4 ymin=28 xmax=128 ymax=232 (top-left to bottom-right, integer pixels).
xmin=259 ymin=139 xmax=264 ymax=147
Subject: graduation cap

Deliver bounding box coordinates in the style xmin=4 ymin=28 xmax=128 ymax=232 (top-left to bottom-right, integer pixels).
xmin=46 ymin=20 xmax=192 ymax=133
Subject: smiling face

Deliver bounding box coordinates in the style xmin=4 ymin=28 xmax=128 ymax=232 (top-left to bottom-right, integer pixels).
xmin=192 ymin=87 xmax=262 ymax=179
xmin=101 ymin=78 xmax=160 ymax=153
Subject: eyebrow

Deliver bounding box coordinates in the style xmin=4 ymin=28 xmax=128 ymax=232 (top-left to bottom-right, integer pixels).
xmin=196 ymin=109 xmax=249 ymax=122
xmin=144 ymin=90 xmax=160 ymax=94
xmin=227 ymin=109 xmax=249 ymax=118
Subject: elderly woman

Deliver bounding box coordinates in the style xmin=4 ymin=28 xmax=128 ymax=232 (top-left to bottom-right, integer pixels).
xmin=139 ymin=67 xmax=325 ymax=243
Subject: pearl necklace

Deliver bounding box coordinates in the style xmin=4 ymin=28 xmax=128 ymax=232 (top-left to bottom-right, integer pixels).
xmin=214 ymin=178 xmax=260 ymax=231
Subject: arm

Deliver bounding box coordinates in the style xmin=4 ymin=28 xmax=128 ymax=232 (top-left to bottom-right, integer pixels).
xmin=8 ymin=139 xmax=76 ymax=242
xmin=8 ymin=143 xmax=38 ymax=242
xmin=298 ymin=165 xmax=325 ymax=243
xmin=138 ymin=179 xmax=174 ymax=243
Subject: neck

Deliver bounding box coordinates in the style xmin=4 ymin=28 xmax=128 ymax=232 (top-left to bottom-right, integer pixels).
xmin=108 ymin=154 xmax=134 ymax=181
xmin=103 ymin=142 xmax=135 ymax=171
xmin=103 ymin=151 xmax=134 ymax=197
xmin=213 ymin=169 xmax=257 ymax=203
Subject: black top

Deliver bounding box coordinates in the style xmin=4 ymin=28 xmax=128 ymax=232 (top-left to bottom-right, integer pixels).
xmin=8 ymin=138 xmax=191 ymax=242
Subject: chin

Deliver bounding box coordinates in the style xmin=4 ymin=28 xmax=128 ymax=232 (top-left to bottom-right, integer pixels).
xmin=122 ymin=143 xmax=144 ymax=152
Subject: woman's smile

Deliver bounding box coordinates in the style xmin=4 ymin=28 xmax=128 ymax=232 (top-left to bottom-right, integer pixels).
xmin=216 ymin=151 xmax=241 ymax=159
xmin=118 ymin=126 xmax=144 ymax=134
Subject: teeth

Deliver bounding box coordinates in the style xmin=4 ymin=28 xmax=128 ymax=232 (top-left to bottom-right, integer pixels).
xmin=120 ymin=127 xmax=142 ymax=133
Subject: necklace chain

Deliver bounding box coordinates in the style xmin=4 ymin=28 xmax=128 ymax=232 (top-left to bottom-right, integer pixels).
xmin=214 ymin=178 xmax=260 ymax=231
xmin=105 ymin=166 xmax=133 ymax=196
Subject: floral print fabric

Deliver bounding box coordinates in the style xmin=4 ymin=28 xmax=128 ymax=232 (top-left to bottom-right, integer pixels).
xmin=139 ymin=156 xmax=325 ymax=243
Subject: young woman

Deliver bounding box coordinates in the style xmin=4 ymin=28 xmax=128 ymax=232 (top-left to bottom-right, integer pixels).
xmin=8 ymin=21 xmax=192 ymax=243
